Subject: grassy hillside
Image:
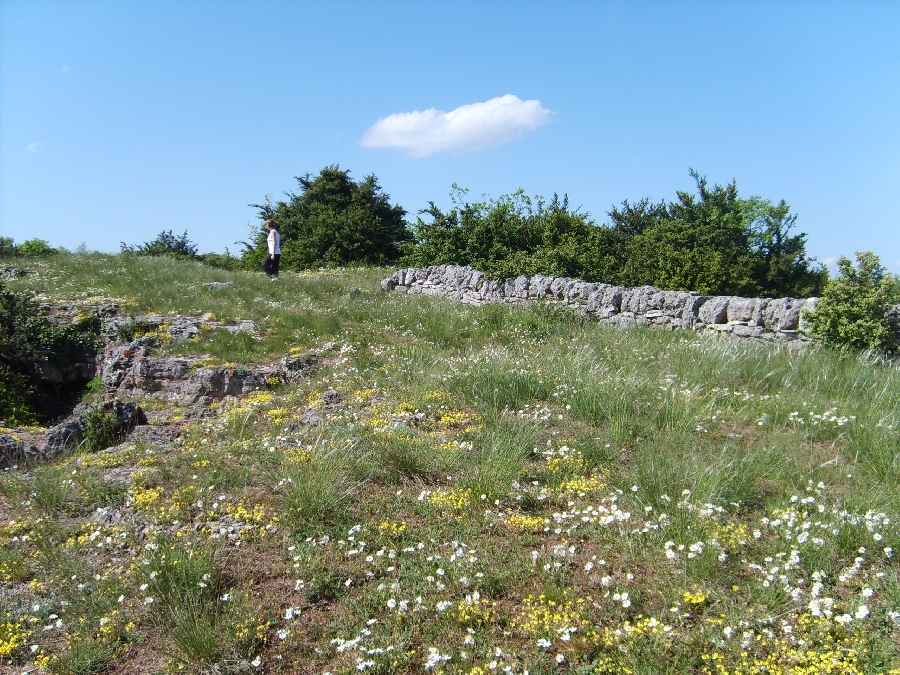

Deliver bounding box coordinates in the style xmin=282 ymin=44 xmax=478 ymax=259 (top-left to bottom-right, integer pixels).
xmin=1 ymin=254 xmax=899 ymax=674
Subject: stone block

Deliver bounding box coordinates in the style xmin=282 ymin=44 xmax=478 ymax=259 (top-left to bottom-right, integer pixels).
xmin=699 ymin=297 xmax=730 ymax=324
xmin=528 ymin=274 xmax=553 ymax=298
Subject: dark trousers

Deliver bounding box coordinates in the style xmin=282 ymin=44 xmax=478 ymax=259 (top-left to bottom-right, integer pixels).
xmin=262 ymin=254 xmax=280 ymax=277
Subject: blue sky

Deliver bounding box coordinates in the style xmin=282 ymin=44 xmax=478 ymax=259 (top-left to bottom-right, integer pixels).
xmin=2 ymin=0 xmax=899 ymax=271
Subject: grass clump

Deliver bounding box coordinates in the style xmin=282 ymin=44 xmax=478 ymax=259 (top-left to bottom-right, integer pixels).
xmin=277 ymin=437 xmax=365 ymax=535
xmin=139 ymin=539 xmax=267 ymax=671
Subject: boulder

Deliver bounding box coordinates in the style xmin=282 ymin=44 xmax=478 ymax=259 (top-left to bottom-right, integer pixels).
xmin=91 ymin=506 xmax=126 ymax=526
xmin=548 ymin=277 xmax=571 ymax=300
xmin=726 ymin=297 xmax=771 ymax=325
xmin=280 ymin=355 xmax=316 ymax=382
xmin=109 ymin=400 xmax=147 ymax=434
xmin=320 ymin=389 xmax=343 ymax=407
xmin=0 ymin=433 xmax=35 ymax=467
xmin=132 ymin=357 xmax=195 ymax=391
xmin=173 ymin=367 xmax=268 ymax=405
xmin=567 ymin=281 xmax=598 ymax=303
xmin=1 ymin=267 xmax=28 ymax=279
xmin=698 ymin=297 xmax=730 ymax=325
xmin=43 ymin=400 xmax=147 ymax=456
xmin=44 ymin=417 xmax=87 ymax=454
xmin=295 ymin=410 xmax=324 ymax=427
xmin=526 ymin=275 xmax=552 ymax=299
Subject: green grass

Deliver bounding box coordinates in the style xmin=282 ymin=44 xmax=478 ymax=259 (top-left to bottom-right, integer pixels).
xmin=1 ymin=252 xmax=899 ymax=674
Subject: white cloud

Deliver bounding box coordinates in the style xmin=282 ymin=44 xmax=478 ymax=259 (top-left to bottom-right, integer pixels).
xmin=360 ymin=94 xmax=552 ymax=157
xmin=822 ymin=257 xmax=838 ymax=266
xmin=26 ymin=142 xmax=43 ymax=153
xmin=61 ymin=65 xmax=69 ymax=74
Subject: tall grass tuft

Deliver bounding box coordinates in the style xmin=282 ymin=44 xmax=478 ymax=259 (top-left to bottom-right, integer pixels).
xmin=277 ymin=437 xmax=366 ymax=535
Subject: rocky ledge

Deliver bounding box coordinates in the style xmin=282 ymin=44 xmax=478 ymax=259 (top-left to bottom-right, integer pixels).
xmin=1 ymin=308 xmax=331 ymax=467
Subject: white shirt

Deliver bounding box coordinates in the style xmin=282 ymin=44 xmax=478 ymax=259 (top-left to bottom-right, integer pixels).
xmin=267 ymin=229 xmax=281 ymax=255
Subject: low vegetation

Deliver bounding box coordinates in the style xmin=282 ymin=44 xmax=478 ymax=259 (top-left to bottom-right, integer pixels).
xmin=806 ymin=252 xmax=900 ymax=355
xmin=0 ymin=280 xmax=101 ymax=425
xmin=0 ymin=254 xmax=898 ymax=673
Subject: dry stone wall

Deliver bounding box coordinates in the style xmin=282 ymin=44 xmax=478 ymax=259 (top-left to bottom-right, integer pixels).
xmin=381 ymin=265 xmax=820 ymax=341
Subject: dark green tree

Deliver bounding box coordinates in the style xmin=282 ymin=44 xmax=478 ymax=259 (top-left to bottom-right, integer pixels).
xmin=0 ymin=237 xmax=16 ymax=256
xmin=617 ymin=171 xmax=757 ymax=295
xmin=245 ymin=166 xmax=409 ymax=269
xmin=605 ymin=171 xmax=825 ymax=297
xmin=744 ymin=198 xmax=827 ymax=297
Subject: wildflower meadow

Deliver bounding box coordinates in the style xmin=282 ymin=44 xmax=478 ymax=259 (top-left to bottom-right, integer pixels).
xmin=1 ymin=254 xmax=898 ymax=674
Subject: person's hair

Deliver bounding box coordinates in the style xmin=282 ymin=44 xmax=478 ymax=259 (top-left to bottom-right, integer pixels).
xmin=265 ymin=219 xmax=277 ymax=229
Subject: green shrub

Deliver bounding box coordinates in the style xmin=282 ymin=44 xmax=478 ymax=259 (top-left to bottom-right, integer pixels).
xmin=17 ymin=238 xmax=57 ymax=257
xmin=47 ymin=638 xmax=113 ymax=675
xmin=81 ymin=405 xmax=119 ymax=452
xmin=0 ymin=280 xmax=101 ymax=424
xmin=805 ymin=251 xmax=899 ymax=354
xmin=404 ymin=188 xmax=607 ymax=282
xmin=278 ymin=438 xmax=363 ymax=534
xmin=142 ymin=540 xmax=263 ymax=669
xmin=121 ymin=230 xmax=198 ymax=259
xmin=115 ymin=320 xmax=157 ymax=343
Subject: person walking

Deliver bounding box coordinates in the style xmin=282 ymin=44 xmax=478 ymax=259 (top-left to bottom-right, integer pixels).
xmin=263 ymin=219 xmax=281 ymax=280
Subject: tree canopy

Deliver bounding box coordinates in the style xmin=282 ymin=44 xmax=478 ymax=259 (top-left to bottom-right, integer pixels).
xmin=245 ymin=166 xmax=409 ymax=269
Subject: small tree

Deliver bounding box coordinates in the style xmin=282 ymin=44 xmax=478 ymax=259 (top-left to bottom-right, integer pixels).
xmin=805 ymin=251 xmax=899 ymax=354
xmin=245 ymin=166 xmax=409 ymax=270
xmin=618 ymin=172 xmax=761 ymax=295
xmin=745 ymin=198 xmax=826 ymax=297
xmin=121 ymin=230 xmax=199 ymax=259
